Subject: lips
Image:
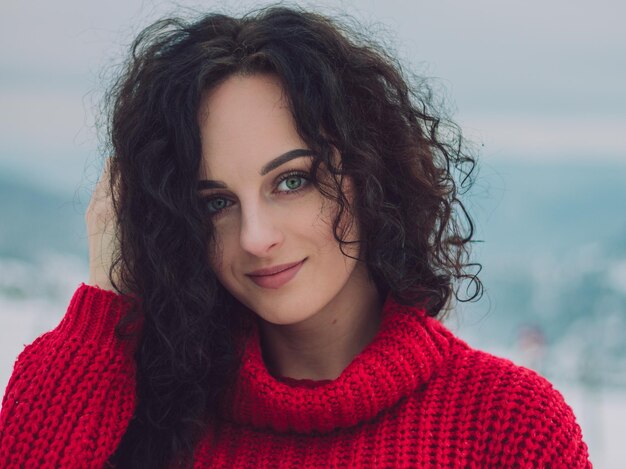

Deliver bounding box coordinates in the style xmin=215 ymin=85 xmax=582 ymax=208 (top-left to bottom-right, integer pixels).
xmin=246 ymin=258 xmax=306 ymax=289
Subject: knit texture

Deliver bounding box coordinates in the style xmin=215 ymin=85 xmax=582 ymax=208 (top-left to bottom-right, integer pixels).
xmin=0 ymin=284 xmax=591 ymax=468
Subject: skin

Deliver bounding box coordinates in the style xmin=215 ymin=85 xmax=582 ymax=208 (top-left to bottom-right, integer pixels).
xmin=198 ymin=73 xmax=382 ymax=380
xmin=87 ymin=73 xmax=383 ymax=381
xmin=87 ymin=160 xmax=118 ymax=292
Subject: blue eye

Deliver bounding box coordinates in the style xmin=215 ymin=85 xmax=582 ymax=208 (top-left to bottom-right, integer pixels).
xmin=276 ymin=172 xmax=309 ymax=192
xmin=200 ymin=171 xmax=311 ymax=217
xmin=204 ymin=197 xmax=232 ymax=215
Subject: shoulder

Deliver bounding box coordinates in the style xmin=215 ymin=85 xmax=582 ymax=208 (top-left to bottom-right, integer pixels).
xmin=433 ymin=334 xmax=592 ymax=467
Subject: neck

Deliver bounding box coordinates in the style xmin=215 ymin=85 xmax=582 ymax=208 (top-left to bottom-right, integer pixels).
xmin=258 ymin=265 xmax=383 ymax=381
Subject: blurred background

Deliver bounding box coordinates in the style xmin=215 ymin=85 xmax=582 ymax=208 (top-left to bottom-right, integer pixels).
xmin=1 ymin=0 xmax=624 ymax=465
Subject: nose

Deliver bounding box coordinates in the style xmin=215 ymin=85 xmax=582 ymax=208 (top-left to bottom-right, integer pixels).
xmin=239 ymin=201 xmax=284 ymax=257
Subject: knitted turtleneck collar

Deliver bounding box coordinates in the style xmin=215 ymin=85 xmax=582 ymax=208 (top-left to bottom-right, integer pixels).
xmin=222 ymin=295 xmax=453 ymax=434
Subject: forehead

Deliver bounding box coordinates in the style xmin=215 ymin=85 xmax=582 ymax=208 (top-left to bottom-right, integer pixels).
xmin=198 ymin=74 xmax=306 ymax=175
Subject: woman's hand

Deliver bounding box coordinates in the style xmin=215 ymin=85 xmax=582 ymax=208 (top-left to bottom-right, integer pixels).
xmin=86 ymin=160 xmax=119 ymax=292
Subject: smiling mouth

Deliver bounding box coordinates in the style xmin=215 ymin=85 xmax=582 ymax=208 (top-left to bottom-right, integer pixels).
xmin=246 ymin=258 xmax=307 ymax=277
xmin=246 ymin=258 xmax=307 ymax=289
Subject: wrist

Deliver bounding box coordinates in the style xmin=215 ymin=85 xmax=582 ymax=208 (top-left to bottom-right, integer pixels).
xmin=88 ymin=271 xmax=115 ymax=292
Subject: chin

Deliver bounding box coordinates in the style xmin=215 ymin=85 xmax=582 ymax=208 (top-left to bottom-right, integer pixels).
xmin=262 ymin=303 xmax=317 ymax=327
xmin=244 ymin=292 xmax=324 ymax=326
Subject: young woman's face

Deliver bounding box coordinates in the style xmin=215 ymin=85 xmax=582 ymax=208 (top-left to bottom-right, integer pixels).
xmin=197 ymin=73 xmax=369 ymax=326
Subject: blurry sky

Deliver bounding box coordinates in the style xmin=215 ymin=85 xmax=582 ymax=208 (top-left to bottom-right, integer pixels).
xmin=1 ymin=0 xmax=625 ymax=193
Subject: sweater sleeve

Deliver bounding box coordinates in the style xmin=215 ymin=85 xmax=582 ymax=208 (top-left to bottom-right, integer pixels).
xmin=0 ymin=283 xmax=141 ymax=469
xmin=482 ymin=361 xmax=592 ymax=468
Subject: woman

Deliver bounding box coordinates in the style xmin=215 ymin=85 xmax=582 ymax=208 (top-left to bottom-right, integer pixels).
xmin=0 ymin=6 xmax=590 ymax=468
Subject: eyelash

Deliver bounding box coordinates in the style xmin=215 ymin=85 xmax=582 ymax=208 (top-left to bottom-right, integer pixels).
xmin=200 ymin=170 xmax=311 ymax=217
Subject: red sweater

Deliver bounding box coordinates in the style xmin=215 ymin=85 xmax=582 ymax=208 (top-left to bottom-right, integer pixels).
xmin=0 ymin=284 xmax=591 ymax=468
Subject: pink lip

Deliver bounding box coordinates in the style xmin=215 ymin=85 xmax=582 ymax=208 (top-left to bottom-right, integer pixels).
xmin=246 ymin=258 xmax=306 ymax=289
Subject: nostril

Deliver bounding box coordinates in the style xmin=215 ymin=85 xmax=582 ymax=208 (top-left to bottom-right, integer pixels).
xmin=239 ymin=220 xmax=284 ymax=256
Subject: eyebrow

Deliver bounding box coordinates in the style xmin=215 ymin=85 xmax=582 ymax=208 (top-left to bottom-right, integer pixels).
xmin=197 ymin=148 xmax=316 ymax=190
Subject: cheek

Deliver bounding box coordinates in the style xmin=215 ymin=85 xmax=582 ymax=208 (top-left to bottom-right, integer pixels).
xmin=208 ymin=250 xmax=224 ymax=282
xmin=307 ymin=198 xmax=337 ymax=244
xmin=314 ymin=195 xmax=358 ymax=244
xmin=208 ymin=223 xmax=233 ymax=278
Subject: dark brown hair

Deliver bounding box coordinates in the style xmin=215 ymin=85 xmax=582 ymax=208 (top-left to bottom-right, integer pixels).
xmin=105 ymin=5 xmax=481 ymax=468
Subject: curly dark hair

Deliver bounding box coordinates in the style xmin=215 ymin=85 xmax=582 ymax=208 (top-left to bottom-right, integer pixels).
xmin=104 ymin=5 xmax=481 ymax=468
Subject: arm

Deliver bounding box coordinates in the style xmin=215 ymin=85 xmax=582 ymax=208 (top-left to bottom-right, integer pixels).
xmin=1 ymin=156 xmax=137 ymax=467
xmin=513 ymin=373 xmax=591 ymax=468
xmin=481 ymin=361 xmax=592 ymax=468
xmin=0 ymin=283 xmax=139 ymax=468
